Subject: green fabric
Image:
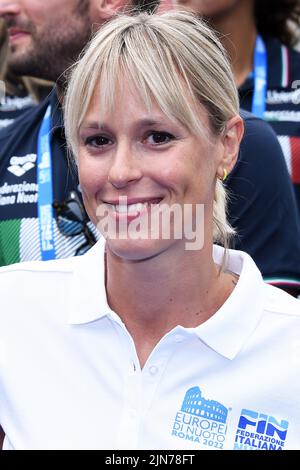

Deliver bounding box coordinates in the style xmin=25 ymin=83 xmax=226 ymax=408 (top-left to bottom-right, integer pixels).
xmin=0 ymin=219 xmax=21 ymax=266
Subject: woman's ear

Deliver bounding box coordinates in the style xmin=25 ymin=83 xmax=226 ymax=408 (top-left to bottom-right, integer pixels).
xmin=216 ymin=115 xmax=244 ymax=179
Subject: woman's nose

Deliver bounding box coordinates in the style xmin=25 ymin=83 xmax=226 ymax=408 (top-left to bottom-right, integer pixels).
xmin=107 ymin=146 xmax=143 ymax=189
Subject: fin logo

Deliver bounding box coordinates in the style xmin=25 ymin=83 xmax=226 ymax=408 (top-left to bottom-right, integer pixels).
xmin=234 ymin=408 xmax=289 ymax=450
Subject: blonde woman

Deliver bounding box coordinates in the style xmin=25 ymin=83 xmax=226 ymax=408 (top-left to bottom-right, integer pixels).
xmin=0 ymin=11 xmax=299 ymax=450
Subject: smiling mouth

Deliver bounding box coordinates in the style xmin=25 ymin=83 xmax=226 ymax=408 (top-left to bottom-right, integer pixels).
xmin=103 ymin=198 xmax=163 ymax=217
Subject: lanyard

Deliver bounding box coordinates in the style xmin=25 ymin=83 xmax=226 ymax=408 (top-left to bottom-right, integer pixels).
xmin=37 ymin=105 xmax=56 ymax=260
xmin=251 ymin=35 xmax=268 ymax=118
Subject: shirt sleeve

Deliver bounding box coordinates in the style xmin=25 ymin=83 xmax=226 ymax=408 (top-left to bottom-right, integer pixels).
xmin=226 ymin=110 xmax=300 ymax=292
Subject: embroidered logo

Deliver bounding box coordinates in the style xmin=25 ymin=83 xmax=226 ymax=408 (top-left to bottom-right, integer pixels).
xmin=234 ymin=409 xmax=289 ymax=450
xmin=7 ymin=154 xmax=37 ymax=177
xmin=171 ymin=386 xmax=229 ymax=449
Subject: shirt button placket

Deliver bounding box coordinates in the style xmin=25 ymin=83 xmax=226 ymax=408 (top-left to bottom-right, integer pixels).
xmin=116 ymin=359 xmax=141 ymax=449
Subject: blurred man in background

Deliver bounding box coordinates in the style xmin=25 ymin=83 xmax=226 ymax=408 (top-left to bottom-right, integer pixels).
xmin=0 ymin=18 xmax=52 ymax=128
xmin=0 ymin=18 xmax=35 ymax=127
xmin=0 ymin=0 xmax=158 ymax=266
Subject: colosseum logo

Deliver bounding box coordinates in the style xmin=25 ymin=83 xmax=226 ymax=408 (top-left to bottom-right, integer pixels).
xmin=171 ymin=386 xmax=229 ymax=449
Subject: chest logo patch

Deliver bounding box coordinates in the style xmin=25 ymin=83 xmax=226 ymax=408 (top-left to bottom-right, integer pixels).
xmin=234 ymin=409 xmax=289 ymax=450
xmin=171 ymin=386 xmax=229 ymax=449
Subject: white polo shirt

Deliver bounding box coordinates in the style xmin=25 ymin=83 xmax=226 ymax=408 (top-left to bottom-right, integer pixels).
xmin=0 ymin=240 xmax=299 ymax=450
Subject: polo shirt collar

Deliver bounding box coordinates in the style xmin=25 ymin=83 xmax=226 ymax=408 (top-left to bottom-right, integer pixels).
xmin=68 ymin=238 xmax=112 ymax=324
xmin=264 ymin=36 xmax=284 ymax=88
xmin=68 ymin=240 xmax=265 ymax=361
xmin=193 ymin=245 xmax=265 ymax=360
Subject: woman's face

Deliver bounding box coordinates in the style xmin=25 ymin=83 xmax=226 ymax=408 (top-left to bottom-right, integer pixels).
xmin=77 ymin=78 xmax=235 ymax=261
xmin=176 ymin=0 xmax=243 ymax=18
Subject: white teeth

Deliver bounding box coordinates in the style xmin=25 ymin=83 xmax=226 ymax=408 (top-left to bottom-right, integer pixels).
xmin=127 ymin=203 xmax=146 ymax=214
xmin=114 ymin=202 xmax=147 ymax=214
xmin=105 ymin=201 xmax=160 ymax=214
xmin=116 ymin=204 xmax=129 ymax=213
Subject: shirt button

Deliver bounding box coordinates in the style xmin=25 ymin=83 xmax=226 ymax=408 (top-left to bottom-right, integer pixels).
xmin=149 ymin=365 xmax=158 ymax=376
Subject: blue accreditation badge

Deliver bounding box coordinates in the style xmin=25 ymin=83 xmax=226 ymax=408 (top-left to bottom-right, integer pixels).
xmin=37 ymin=105 xmax=56 ymax=260
xmin=251 ymin=35 xmax=268 ymax=118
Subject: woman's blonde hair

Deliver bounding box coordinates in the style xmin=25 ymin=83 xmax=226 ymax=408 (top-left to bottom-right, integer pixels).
xmin=64 ymin=10 xmax=240 ymax=246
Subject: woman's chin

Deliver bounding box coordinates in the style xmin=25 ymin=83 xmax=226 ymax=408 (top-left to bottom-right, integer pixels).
xmin=105 ymin=237 xmax=174 ymax=262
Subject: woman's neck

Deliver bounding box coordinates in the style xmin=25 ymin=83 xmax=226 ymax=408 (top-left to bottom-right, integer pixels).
xmin=105 ymin=242 xmax=235 ymax=368
xmin=209 ymin=2 xmax=258 ymax=87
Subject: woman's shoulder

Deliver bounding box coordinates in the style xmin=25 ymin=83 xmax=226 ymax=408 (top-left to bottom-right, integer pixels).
xmin=0 ymin=240 xmax=105 ymax=323
xmin=263 ymin=282 xmax=300 ymax=317
xmin=0 ymin=256 xmax=79 ymax=317
xmin=0 ymin=256 xmax=83 ymax=341
xmin=0 ymin=255 xmax=77 ymax=277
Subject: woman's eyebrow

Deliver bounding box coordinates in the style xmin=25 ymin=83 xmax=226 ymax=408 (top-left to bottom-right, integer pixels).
xmin=79 ymin=117 xmax=174 ymax=132
xmin=79 ymin=121 xmax=103 ymax=130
